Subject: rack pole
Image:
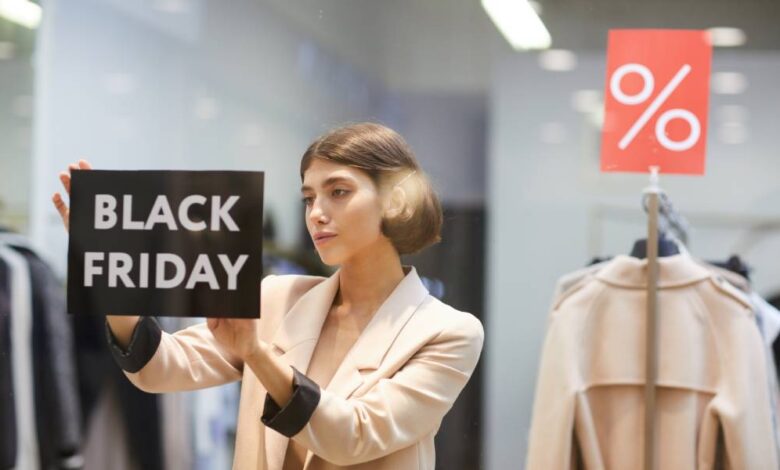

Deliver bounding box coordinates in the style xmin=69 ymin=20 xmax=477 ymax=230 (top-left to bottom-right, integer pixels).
xmin=644 ymin=166 xmax=660 ymax=470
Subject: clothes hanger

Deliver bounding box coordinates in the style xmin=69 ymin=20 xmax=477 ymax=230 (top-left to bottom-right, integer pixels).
xmin=630 ymin=192 xmax=686 ymax=259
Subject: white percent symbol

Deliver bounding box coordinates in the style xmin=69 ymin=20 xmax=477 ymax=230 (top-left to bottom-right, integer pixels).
xmin=610 ymin=63 xmax=701 ymax=152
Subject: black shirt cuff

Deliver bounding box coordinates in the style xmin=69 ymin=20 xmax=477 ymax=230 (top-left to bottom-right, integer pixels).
xmin=104 ymin=317 xmax=162 ymax=373
xmin=261 ymin=366 xmax=321 ymax=437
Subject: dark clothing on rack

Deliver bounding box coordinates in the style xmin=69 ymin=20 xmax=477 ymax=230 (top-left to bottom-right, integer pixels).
xmin=73 ymin=313 xmax=164 ymax=470
xmin=11 ymin=246 xmax=83 ymax=469
xmin=770 ymin=295 xmax=780 ymax=384
xmin=708 ymin=255 xmax=752 ymax=282
xmin=629 ymin=236 xmax=680 ymax=258
xmin=0 ymin=259 xmax=16 ymax=469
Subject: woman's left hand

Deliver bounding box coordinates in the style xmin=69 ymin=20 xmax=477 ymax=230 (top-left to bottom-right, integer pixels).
xmin=207 ymin=318 xmax=266 ymax=361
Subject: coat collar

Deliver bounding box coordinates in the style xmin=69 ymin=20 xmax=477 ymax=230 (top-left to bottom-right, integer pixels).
xmin=264 ymin=264 xmax=429 ymax=470
xmin=595 ymin=254 xmax=712 ymax=289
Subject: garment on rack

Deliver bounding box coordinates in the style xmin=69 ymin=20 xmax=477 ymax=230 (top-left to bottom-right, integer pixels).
xmin=157 ymin=318 xmax=194 ymax=470
xmin=12 ymin=246 xmax=83 ymax=469
xmin=550 ymin=260 xmax=609 ymax=307
xmin=692 ymin=261 xmax=780 ymax=460
xmin=751 ymin=293 xmax=780 ymax=458
xmin=0 ymin=245 xmax=38 ymax=470
xmin=527 ymin=254 xmax=777 ymax=470
xmin=75 ymin=311 xmax=164 ymax=470
xmin=0 ymin=259 xmax=16 ymax=469
xmin=81 ymin=382 xmax=139 ymax=470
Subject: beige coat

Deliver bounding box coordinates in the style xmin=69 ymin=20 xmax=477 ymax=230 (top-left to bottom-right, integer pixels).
xmin=121 ymin=265 xmax=484 ymax=470
xmin=528 ymin=254 xmax=778 ymax=469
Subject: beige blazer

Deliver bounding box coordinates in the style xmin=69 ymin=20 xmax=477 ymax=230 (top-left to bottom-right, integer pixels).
xmin=120 ymin=265 xmax=484 ymax=470
xmin=527 ymin=254 xmax=778 ymax=469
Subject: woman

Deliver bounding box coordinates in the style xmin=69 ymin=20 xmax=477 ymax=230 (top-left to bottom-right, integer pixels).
xmin=52 ymin=122 xmax=484 ymax=470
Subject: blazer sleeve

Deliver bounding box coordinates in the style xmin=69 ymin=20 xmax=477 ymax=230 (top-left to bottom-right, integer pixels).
xmin=286 ymin=313 xmax=484 ymax=466
xmin=706 ymin=297 xmax=779 ymax=468
xmin=106 ymin=318 xmax=242 ymax=393
xmin=106 ymin=274 xmax=278 ymax=393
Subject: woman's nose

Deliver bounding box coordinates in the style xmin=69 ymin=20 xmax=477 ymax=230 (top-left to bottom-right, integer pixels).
xmin=308 ymin=200 xmax=328 ymax=224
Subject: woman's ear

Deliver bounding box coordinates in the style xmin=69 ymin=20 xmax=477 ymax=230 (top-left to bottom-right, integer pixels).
xmin=383 ymin=186 xmax=409 ymax=220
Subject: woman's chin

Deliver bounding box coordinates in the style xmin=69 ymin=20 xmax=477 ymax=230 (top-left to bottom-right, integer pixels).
xmin=316 ymin=250 xmax=343 ymax=267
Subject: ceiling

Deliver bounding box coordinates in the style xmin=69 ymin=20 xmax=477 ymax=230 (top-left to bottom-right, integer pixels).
xmin=2 ymin=0 xmax=777 ymax=92
xmin=538 ymin=0 xmax=780 ymax=50
xmin=263 ymin=0 xmax=780 ymax=93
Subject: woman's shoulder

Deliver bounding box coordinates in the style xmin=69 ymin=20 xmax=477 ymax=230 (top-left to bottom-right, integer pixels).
xmin=416 ymin=295 xmax=484 ymax=342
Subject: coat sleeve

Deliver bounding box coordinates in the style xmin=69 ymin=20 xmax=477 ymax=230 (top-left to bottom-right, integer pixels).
xmin=106 ymin=274 xmax=277 ymax=393
xmin=280 ymin=313 xmax=484 ymax=466
xmin=525 ymin=310 xmax=579 ymax=470
xmin=707 ymin=295 xmax=779 ymax=469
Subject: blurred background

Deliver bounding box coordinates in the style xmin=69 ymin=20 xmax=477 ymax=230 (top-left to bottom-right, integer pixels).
xmin=0 ymin=0 xmax=779 ymax=468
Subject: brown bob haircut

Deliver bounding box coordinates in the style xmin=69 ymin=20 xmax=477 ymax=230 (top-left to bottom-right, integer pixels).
xmin=299 ymin=122 xmax=443 ymax=255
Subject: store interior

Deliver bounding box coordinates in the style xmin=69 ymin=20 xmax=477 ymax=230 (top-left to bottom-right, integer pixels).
xmin=1 ymin=0 xmax=779 ymax=468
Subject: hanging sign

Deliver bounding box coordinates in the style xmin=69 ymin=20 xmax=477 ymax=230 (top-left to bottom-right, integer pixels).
xmin=67 ymin=170 xmax=264 ymax=318
xmin=601 ymin=29 xmax=712 ymax=174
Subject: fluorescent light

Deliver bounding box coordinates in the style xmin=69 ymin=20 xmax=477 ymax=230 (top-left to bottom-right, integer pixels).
xmin=718 ymin=122 xmax=748 ymax=144
xmin=587 ymin=107 xmax=605 ymax=128
xmin=0 ymin=0 xmax=42 ymax=29
xmin=716 ymin=105 xmax=748 ymax=123
xmin=539 ymin=49 xmax=577 ymax=71
xmin=712 ymin=72 xmax=748 ymax=95
xmin=707 ymin=27 xmax=746 ymax=47
xmin=482 ymin=0 xmax=552 ymax=50
xmin=571 ymin=90 xmax=601 ymax=113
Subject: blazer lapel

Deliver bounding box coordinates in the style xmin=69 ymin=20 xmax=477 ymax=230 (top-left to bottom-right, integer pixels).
xmin=302 ymin=265 xmax=430 ymax=468
xmin=264 ymin=270 xmax=340 ymax=470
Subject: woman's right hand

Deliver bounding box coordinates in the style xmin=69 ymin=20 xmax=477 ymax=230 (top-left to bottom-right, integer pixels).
xmin=52 ymin=159 xmax=141 ymax=346
xmin=52 ymin=159 xmax=93 ymax=232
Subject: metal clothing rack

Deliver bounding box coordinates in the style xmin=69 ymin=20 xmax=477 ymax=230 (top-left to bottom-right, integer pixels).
xmin=642 ymin=166 xmax=689 ymax=470
xmin=643 ymin=166 xmax=661 ymax=470
xmin=587 ymin=203 xmax=780 ymax=259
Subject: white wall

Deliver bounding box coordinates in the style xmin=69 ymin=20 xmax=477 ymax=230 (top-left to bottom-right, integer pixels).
xmin=29 ymin=0 xmax=388 ymax=274
xmin=485 ymin=49 xmax=780 ymax=468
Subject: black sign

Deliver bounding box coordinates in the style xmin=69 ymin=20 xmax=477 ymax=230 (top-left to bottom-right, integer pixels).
xmin=67 ymin=170 xmax=264 ymax=318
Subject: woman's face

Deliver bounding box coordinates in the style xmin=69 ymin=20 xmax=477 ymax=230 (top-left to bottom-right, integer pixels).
xmin=301 ymin=158 xmax=389 ymax=266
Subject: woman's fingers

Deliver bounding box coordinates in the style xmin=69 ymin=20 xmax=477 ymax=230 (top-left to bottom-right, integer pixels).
xmin=52 ymin=192 xmax=69 ymax=231
xmin=52 ymin=160 xmax=91 ymax=233
xmin=59 ymin=171 xmax=71 ymax=194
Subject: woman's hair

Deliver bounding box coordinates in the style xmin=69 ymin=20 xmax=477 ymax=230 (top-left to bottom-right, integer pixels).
xmin=300 ymin=122 xmax=442 ymax=255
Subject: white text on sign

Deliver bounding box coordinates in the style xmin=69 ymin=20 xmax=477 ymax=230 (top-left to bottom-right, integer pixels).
xmin=94 ymin=194 xmax=240 ymax=231
xmin=84 ymin=193 xmax=249 ymax=290
xmin=84 ymin=252 xmax=249 ymax=290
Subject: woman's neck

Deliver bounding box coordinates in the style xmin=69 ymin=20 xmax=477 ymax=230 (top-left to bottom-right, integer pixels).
xmin=335 ymin=243 xmax=405 ymax=314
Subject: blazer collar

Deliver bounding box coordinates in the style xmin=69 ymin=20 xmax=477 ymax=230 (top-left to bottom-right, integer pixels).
xmin=269 ymin=264 xmax=429 ymax=368
xmin=265 ymin=265 xmax=429 ymax=470
xmin=596 ymin=253 xmax=712 ymax=289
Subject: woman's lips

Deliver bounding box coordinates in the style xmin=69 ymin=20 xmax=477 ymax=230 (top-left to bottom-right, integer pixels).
xmin=314 ymin=234 xmax=337 ymax=245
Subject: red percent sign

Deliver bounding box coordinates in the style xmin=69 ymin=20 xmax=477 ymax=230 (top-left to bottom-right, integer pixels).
xmin=601 ymin=30 xmax=712 ymax=174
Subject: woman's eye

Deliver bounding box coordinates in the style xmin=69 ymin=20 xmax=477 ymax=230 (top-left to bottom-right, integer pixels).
xmin=301 ymin=197 xmax=313 ymax=206
xmin=332 ymin=189 xmax=349 ymax=197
